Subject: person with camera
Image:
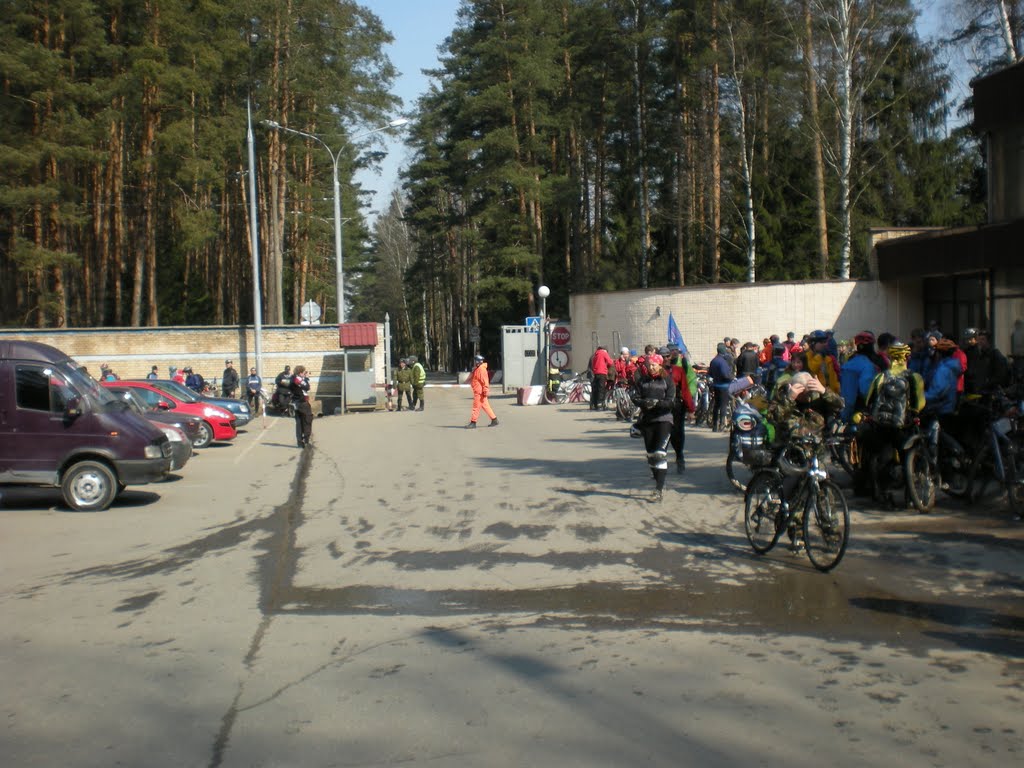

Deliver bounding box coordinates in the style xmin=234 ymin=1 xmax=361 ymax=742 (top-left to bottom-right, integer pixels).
xmin=290 ymin=365 xmax=313 ymax=448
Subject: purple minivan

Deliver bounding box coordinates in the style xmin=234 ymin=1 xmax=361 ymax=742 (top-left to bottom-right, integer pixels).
xmin=0 ymin=340 xmax=172 ymax=511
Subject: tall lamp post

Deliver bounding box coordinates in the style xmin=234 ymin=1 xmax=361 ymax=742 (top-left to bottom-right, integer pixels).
xmin=263 ymin=118 xmax=410 ymax=324
xmin=537 ymin=285 xmax=550 ymax=388
xmin=245 ymin=26 xmax=263 ymax=383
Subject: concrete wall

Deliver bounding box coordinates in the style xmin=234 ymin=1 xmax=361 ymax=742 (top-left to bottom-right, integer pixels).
xmin=568 ymin=279 xmax=924 ymax=366
xmin=0 ymin=325 xmax=388 ymax=411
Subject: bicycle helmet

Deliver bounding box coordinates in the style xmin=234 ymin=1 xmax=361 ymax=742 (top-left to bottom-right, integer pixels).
xmin=887 ymin=341 xmax=911 ymax=362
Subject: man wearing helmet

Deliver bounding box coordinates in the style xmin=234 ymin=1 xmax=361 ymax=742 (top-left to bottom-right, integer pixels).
xmin=924 ymin=338 xmax=963 ymax=416
xmin=857 ymin=341 xmax=926 ymax=499
xmin=805 ymin=330 xmax=840 ymax=394
xmin=467 ymin=354 xmax=498 ymax=428
xmin=839 ymin=331 xmax=887 ymax=422
xmin=964 ymin=328 xmax=1010 ymax=395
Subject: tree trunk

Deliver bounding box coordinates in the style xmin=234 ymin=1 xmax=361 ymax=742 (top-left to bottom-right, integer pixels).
xmin=804 ymin=0 xmax=830 ymax=278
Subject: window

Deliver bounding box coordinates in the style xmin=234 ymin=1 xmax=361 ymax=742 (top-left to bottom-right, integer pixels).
xmin=16 ymin=366 xmax=70 ymax=413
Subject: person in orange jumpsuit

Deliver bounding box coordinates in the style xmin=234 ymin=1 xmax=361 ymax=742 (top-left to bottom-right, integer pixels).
xmin=467 ymin=354 xmax=499 ymax=428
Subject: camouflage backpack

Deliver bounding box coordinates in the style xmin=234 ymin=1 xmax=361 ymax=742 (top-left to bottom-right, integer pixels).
xmin=870 ymin=370 xmax=911 ymax=428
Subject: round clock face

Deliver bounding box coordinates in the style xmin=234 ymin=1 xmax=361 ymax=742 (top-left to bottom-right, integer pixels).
xmin=550 ymin=349 xmax=569 ymax=368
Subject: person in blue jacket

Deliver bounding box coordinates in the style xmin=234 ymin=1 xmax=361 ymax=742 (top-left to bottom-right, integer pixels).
xmin=709 ymin=343 xmax=735 ymax=432
xmin=839 ymin=331 xmax=887 ymax=422
xmin=923 ymin=338 xmax=962 ymax=416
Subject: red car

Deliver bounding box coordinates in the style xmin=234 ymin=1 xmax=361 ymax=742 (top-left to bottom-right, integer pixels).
xmin=102 ymin=380 xmax=236 ymax=448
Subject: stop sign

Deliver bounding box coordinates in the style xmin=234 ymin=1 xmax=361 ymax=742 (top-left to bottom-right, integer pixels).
xmin=550 ymin=326 xmax=571 ymax=346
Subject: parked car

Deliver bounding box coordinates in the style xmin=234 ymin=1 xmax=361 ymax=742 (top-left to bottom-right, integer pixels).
xmin=104 ymin=380 xmax=236 ymax=449
xmin=104 ymin=387 xmax=194 ymax=472
xmin=138 ymin=379 xmax=252 ymax=427
xmin=0 ymin=340 xmax=172 ymax=511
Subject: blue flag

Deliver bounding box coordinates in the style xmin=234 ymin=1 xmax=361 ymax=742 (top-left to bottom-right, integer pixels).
xmin=667 ymin=312 xmax=687 ymax=357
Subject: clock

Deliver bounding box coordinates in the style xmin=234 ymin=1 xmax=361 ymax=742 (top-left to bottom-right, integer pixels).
xmin=549 ymin=349 xmax=569 ymax=369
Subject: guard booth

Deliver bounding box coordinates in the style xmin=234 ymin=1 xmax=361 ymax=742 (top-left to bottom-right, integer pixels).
xmin=501 ymin=323 xmax=543 ymax=393
xmin=338 ymin=322 xmax=384 ymax=412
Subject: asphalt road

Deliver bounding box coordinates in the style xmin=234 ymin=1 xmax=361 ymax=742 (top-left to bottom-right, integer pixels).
xmin=1 ymin=389 xmax=1022 ymax=767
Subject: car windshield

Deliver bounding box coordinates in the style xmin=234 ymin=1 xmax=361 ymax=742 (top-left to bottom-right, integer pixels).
xmin=149 ymin=379 xmax=200 ymax=403
xmin=63 ymin=361 xmax=120 ymax=408
xmin=106 ymin=387 xmax=149 ymax=415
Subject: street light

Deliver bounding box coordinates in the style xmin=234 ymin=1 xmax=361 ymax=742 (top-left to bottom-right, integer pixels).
xmin=263 ymin=117 xmax=410 ymax=323
xmin=538 ymin=285 xmax=550 ymax=388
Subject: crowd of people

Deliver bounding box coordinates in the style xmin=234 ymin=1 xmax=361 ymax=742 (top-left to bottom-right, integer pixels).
xmin=590 ymin=324 xmax=1017 ymax=506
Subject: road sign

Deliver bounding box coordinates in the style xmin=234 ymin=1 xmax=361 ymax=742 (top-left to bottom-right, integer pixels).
xmin=525 ymin=316 xmax=542 ymax=331
xmin=550 ymin=326 xmax=571 ymax=346
xmin=549 ymin=349 xmax=569 ymax=368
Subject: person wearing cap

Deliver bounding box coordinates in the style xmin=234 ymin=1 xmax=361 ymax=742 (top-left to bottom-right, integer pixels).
xmin=185 ymin=367 xmax=205 ymax=393
xmin=839 ymin=331 xmax=886 ymax=422
xmin=245 ymin=366 xmax=262 ymax=414
xmin=467 ymin=354 xmax=498 ymax=428
xmin=588 ymin=345 xmax=614 ymax=411
xmin=222 ymin=359 xmax=239 ymax=398
xmin=631 ymin=353 xmax=676 ymax=502
xmin=805 ymin=329 xmax=840 ymax=394
xmin=709 ymin=343 xmax=735 ymax=431
xmin=408 ymin=355 xmax=426 ymax=411
xmin=394 ymin=358 xmax=414 ymax=411
xmin=923 ymin=338 xmax=962 ymax=416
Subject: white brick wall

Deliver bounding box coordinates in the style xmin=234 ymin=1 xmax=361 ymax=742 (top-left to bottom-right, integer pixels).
xmin=569 ymin=279 xmax=923 ymax=366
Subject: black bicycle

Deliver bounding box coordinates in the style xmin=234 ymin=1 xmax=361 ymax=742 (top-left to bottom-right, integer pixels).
xmin=743 ymin=435 xmax=851 ymax=572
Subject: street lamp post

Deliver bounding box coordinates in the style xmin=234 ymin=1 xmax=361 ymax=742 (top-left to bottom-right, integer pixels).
xmin=537 ymin=285 xmax=550 ymax=389
xmin=263 ymin=118 xmax=409 ymax=324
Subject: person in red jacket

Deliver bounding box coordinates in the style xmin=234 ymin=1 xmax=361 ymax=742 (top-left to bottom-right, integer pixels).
xmin=613 ymin=346 xmax=636 ymax=384
xmin=466 ymin=354 xmax=498 ymax=428
xmin=588 ymin=345 xmax=614 ymax=411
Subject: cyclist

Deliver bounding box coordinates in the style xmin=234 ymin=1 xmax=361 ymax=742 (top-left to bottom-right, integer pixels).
xmin=667 ymin=346 xmax=696 ymax=472
xmin=839 ymin=331 xmax=886 ymax=423
xmin=857 ymin=341 xmax=926 ymax=501
xmin=709 ymin=343 xmax=735 ymax=432
xmin=805 ymin=329 xmax=840 ymax=394
xmin=588 ymin=345 xmax=614 ymax=411
xmin=632 ymin=354 xmax=676 ymax=503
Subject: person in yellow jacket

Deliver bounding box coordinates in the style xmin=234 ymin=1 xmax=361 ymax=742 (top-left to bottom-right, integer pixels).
xmin=805 ymin=329 xmax=841 ymax=393
xmin=467 ymin=354 xmax=499 ymax=428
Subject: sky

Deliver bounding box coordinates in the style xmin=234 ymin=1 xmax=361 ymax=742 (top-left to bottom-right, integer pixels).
xmin=353 ymin=0 xmax=462 ymax=223
xmin=353 ymin=0 xmax=971 ymax=226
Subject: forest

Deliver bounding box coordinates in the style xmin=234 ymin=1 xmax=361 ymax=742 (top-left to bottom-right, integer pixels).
xmin=1 ymin=0 xmax=1021 ymax=370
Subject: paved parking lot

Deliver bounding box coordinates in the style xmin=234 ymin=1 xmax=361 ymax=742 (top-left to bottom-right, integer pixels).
xmin=2 ymin=389 xmax=1022 ymax=767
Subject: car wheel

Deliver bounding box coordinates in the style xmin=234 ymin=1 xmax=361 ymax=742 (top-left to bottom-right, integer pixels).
xmin=62 ymin=460 xmax=117 ymax=512
xmin=193 ymin=421 xmax=214 ymax=449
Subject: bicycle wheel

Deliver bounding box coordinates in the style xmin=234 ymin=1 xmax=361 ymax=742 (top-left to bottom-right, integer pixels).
xmin=726 ymin=451 xmax=755 ymax=494
xmin=744 ymin=471 xmax=785 ymax=554
xmin=903 ymin=445 xmax=936 ymax=513
xmin=802 ymin=480 xmax=850 ymax=572
xmin=835 ymin=436 xmax=859 ymax=479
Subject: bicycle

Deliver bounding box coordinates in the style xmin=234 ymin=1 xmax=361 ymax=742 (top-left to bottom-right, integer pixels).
xmin=743 ymin=435 xmax=851 ymax=572
xmin=551 ymin=372 xmax=591 ymax=404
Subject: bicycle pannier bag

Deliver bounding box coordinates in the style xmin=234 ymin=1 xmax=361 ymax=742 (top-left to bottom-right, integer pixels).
xmin=870 ymin=371 xmax=909 ymax=428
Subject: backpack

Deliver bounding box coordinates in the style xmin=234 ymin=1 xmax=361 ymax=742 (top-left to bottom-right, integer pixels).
xmin=870 ymin=370 xmax=911 ymax=428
